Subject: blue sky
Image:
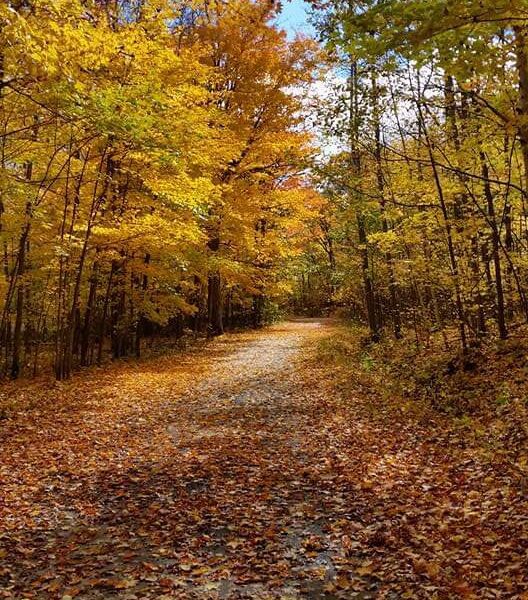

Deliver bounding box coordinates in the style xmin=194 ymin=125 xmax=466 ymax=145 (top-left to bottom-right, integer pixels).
xmin=275 ymin=0 xmax=314 ymax=38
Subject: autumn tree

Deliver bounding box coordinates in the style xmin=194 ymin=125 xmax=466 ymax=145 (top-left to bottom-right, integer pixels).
xmin=0 ymin=0 xmax=316 ymax=378
xmin=300 ymin=0 xmax=528 ymax=351
xmin=194 ymin=0 xmax=316 ymax=334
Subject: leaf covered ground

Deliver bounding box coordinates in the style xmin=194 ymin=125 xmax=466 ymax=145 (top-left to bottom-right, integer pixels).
xmin=0 ymin=320 xmax=527 ymax=599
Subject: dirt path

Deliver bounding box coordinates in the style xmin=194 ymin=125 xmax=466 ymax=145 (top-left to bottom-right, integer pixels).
xmin=2 ymin=320 xmax=367 ymax=599
xmin=2 ymin=321 xmax=526 ymax=599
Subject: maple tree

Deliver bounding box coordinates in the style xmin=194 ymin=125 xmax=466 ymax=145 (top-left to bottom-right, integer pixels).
xmin=0 ymin=0 xmax=316 ymax=379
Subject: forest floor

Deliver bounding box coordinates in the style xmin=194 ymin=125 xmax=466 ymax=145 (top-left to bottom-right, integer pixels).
xmin=0 ymin=320 xmax=527 ymax=599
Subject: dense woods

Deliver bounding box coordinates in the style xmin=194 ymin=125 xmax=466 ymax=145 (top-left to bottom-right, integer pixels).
xmin=297 ymin=0 xmax=528 ymax=353
xmin=0 ymin=0 xmax=318 ymax=379
xmin=5 ymin=0 xmax=528 ymax=378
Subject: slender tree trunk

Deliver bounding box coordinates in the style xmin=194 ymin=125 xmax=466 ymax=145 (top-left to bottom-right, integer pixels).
xmin=80 ymin=257 xmax=99 ymax=366
xmin=59 ymin=150 xmax=110 ymax=378
xmin=11 ymin=220 xmax=30 ymax=379
xmin=357 ymin=213 xmax=379 ymax=341
xmin=135 ymin=252 xmax=150 ymax=358
xmin=514 ymin=25 xmax=528 ymax=196
xmin=97 ymin=261 xmax=116 ymax=365
xmin=415 ymin=91 xmax=468 ymax=352
xmin=373 ymin=74 xmax=401 ymax=338
xmin=207 ymin=236 xmax=223 ymax=336
xmin=348 ymin=58 xmax=379 ymax=340
xmin=480 ymin=152 xmax=508 ymax=339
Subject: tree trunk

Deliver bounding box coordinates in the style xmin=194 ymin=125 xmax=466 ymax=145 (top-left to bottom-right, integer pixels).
xmin=207 ymin=271 xmax=223 ymax=336
xmin=80 ymin=258 xmax=99 ymax=366
xmin=135 ymin=253 xmax=150 ymax=358
xmin=207 ymin=236 xmax=223 ymax=336
xmin=252 ymin=294 xmax=264 ymax=328
xmin=11 ymin=221 xmax=30 ymax=379
xmin=481 ymin=152 xmax=508 ymax=339
xmin=514 ymin=25 xmax=528 ymax=196
xmin=357 ymin=213 xmax=379 ymax=341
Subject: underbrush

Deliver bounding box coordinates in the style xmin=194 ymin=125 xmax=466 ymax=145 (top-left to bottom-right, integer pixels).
xmin=318 ymin=322 xmax=528 ymax=483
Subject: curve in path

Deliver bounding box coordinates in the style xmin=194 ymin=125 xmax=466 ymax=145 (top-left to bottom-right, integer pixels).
xmin=2 ymin=319 xmax=374 ymax=600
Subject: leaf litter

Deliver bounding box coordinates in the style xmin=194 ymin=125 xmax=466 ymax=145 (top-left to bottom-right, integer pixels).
xmin=0 ymin=320 xmax=527 ymax=598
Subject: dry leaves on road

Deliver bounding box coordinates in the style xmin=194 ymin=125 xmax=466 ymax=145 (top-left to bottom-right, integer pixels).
xmin=1 ymin=320 xmax=527 ymax=599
